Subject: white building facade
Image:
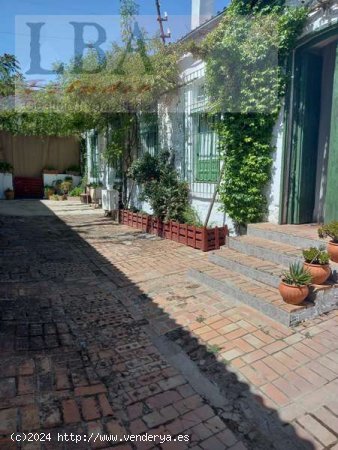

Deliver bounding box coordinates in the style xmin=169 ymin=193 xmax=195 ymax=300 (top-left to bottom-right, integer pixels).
xmin=86 ymin=0 xmax=338 ymax=228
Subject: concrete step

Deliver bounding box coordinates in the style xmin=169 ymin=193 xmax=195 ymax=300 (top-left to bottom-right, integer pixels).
xmin=247 ymin=223 xmax=326 ymax=248
xmin=209 ymin=248 xmax=283 ymax=288
xmin=227 ymin=235 xmax=338 ymax=282
xmin=228 ymin=235 xmax=302 ymax=266
xmin=188 ymin=265 xmax=338 ymax=327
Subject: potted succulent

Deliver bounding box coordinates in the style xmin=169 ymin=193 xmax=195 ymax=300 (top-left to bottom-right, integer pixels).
xmin=43 ymin=166 xmax=59 ymax=175
xmin=4 ymin=188 xmax=14 ymax=200
xmin=44 ymin=185 xmax=55 ymax=199
xmin=318 ymin=222 xmax=338 ymax=263
xmin=279 ymin=263 xmax=312 ymax=305
xmin=302 ymin=246 xmax=331 ymax=285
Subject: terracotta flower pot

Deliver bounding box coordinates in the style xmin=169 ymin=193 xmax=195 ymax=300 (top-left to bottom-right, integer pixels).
xmin=328 ymin=241 xmax=338 ymax=263
xmin=4 ymin=190 xmax=14 ymax=200
xmin=303 ymin=262 xmax=331 ymax=285
xmin=278 ymin=282 xmax=309 ymax=305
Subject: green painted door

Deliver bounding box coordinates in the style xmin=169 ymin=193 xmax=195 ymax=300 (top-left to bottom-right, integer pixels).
xmin=325 ymin=43 xmax=338 ymax=223
xmin=288 ymin=51 xmax=323 ymax=224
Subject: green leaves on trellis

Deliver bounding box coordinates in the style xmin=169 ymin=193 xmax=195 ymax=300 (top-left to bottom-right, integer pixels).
xmin=199 ymin=2 xmax=308 ymax=226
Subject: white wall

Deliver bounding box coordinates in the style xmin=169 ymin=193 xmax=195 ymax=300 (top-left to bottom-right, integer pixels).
xmin=265 ymin=107 xmax=285 ymax=224
xmin=0 ymin=173 xmax=13 ymax=200
xmin=43 ymin=174 xmax=81 ymax=188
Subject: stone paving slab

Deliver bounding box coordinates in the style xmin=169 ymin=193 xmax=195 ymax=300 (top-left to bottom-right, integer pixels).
xmin=0 ymin=201 xmax=337 ymax=449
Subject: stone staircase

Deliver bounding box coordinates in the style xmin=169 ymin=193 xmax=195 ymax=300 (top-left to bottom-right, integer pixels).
xmin=189 ymin=223 xmax=338 ymax=327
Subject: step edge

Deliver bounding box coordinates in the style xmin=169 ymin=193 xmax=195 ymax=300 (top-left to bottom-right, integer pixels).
xmin=209 ymin=252 xmax=281 ymax=288
xmin=247 ymin=224 xmax=324 ymax=247
xmin=188 ymin=267 xmax=292 ymax=327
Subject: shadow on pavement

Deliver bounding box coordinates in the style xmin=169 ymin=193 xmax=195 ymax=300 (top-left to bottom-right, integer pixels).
xmin=0 ymin=200 xmax=315 ymax=449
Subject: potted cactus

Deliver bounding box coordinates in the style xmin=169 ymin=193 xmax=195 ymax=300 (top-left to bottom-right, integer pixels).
xmin=279 ymin=263 xmax=312 ymax=305
xmin=302 ymin=246 xmax=331 ymax=285
xmin=318 ymin=222 xmax=338 ymax=263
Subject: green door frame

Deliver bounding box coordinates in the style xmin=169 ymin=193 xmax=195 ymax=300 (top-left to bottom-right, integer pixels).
xmin=280 ymin=24 xmax=338 ymax=224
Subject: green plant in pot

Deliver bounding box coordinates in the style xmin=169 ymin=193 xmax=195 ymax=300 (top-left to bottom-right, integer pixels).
xmin=279 ymin=263 xmax=312 ymax=305
xmin=4 ymin=188 xmax=14 ymax=200
xmin=60 ymin=178 xmax=73 ymax=194
xmin=44 ymin=185 xmax=55 ymax=199
xmin=318 ymin=222 xmax=338 ymax=263
xmin=302 ymin=246 xmax=331 ymax=285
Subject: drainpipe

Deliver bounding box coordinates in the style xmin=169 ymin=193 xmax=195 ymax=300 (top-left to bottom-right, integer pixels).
xmin=281 ymin=49 xmax=296 ymax=224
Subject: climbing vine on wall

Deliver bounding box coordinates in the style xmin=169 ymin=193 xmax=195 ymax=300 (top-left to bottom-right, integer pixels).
xmin=198 ymin=1 xmax=308 ymax=228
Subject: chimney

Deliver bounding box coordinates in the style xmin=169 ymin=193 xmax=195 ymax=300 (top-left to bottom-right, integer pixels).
xmin=191 ymin=0 xmax=214 ymax=30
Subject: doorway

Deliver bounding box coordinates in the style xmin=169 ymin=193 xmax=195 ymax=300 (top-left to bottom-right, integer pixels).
xmin=286 ymin=27 xmax=338 ymax=224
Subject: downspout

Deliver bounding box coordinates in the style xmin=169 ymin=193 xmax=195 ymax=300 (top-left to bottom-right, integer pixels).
xmin=280 ymin=48 xmax=296 ymax=224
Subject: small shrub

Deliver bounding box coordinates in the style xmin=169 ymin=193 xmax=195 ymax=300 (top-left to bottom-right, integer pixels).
xmin=182 ymin=207 xmax=203 ymax=227
xmin=128 ymin=152 xmax=160 ymax=184
xmin=129 ymin=151 xmax=190 ymax=223
xmin=0 ymin=161 xmax=13 ymax=173
xmin=66 ymin=165 xmax=81 ymax=174
xmin=318 ymin=222 xmax=338 ymax=243
xmin=60 ymin=180 xmax=73 ymax=193
xmin=68 ymin=186 xmax=83 ymax=197
xmin=302 ymin=247 xmax=330 ymax=265
xmin=281 ymin=263 xmax=312 ymax=287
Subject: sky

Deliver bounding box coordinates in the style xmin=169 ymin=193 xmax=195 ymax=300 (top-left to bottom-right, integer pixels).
xmin=0 ymin=0 xmax=229 ymax=81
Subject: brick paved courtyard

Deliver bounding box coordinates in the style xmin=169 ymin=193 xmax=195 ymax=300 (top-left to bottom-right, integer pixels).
xmin=0 ymin=200 xmax=338 ymax=449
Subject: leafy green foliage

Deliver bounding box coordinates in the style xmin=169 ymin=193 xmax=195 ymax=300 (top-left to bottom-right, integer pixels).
xmin=302 ymin=247 xmax=330 ymax=265
xmin=128 ymin=152 xmax=190 ymax=223
xmin=216 ymin=113 xmax=275 ymax=225
xmin=282 ymin=263 xmax=312 ymax=286
xmin=0 ymin=54 xmax=21 ymax=96
xmin=182 ymin=207 xmax=203 ymax=227
xmin=229 ymin=0 xmax=285 ymax=15
xmin=0 ymin=161 xmax=13 ymax=173
xmin=128 ymin=151 xmax=160 ymax=183
xmin=318 ymin=222 xmax=338 ymax=243
xmin=68 ymin=186 xmax=84 ymax=196
xmin=0 ymin=0 xmax=181 ymax=138
xmin=66 ymin=165 xmax=81 ymax=174
xmin=200 ymin=3 xmax=307 ymax=227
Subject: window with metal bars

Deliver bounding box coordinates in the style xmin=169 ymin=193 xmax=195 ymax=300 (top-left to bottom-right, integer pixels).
xmin=193 ymin=113 xmax=220 ymax=183
xmin=90 ymin=131 xmax=100 ymax=181
xmin=139 ymin=114 xmax=159 ymax=156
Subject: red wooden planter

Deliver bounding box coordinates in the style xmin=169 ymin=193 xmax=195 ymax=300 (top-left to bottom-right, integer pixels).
xmin=119 ymin=209 xmax=228 ymax=252
xmin=120 ymin=210 xmax=150 ymax=232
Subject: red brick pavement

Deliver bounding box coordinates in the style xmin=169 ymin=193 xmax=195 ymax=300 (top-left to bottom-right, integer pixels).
xmin=0 ymin=203 xmax=337 ymax=449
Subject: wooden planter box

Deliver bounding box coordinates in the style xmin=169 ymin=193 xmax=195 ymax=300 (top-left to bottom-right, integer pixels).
xmin=119 ymin=209 xmax=228 ymax=252
xmin=120 ymin=210 xmax=150 ymax=232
